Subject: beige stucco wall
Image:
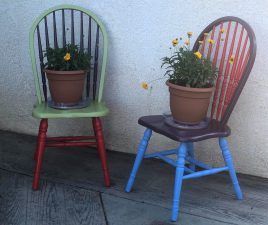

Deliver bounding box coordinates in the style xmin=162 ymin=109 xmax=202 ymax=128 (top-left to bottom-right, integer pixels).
xmin=0 ymin=0 xmax=267 ymax=178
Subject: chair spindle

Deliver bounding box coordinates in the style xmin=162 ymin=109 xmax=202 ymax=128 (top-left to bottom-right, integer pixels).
xmin=36 ymin=25 xmax=47 ymax=101
xmin=93 ymin=25 xmax=100 ymax=100
xmin=52 ymin=11 xmax=58 ymax=48
xmin=86 ymin=17 xmax=92 ymax=97
xmin=62 ymin=9 xmax=66 ymax=47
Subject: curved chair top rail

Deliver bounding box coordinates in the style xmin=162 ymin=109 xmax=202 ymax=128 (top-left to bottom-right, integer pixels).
xmin=193 ymin=16 xmax=256 ymax=126
xmin=29 ymin=4 xmax=109 ymax=104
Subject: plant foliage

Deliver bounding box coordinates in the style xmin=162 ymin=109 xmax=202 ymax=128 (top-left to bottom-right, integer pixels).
xmin=44 ymin=44 xmax=90 ymax=71
xmin=162 ymin=36 xmax=218 ymax=88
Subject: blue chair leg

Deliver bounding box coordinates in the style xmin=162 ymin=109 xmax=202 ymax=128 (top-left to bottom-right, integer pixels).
xmin=171 ymin=143 xmax=187 ymax=222
xmin=219 ymin=137 xmax=243 ymax=200
xmin=186 ymin=142 xmax=195 ymax=171
xmin=125 ymin=129 xmax=152 ymax=193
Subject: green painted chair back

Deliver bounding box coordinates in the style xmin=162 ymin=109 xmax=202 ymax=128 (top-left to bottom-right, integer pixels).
xmin=29 ymin=5 xmax=108 ymax=104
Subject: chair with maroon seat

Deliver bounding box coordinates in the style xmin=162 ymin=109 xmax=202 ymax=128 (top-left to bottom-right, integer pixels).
xmin=125 ymin=16 xmax=256 ymax=222
xmin=29 ymin=5 xmax=111 ymax=190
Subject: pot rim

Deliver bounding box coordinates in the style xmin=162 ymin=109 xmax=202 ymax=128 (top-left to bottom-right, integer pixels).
xmin=166 ymin=80 xmax=214 ymax=92
xmin=44 ymin=69 xmax=87 ymax=75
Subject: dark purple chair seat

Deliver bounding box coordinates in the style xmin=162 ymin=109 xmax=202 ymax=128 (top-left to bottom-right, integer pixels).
xmin=138 ymin=115 xmax=230 ymax=142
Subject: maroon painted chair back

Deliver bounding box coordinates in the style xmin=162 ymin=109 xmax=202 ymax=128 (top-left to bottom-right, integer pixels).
xmin=193 ymin=16 xmax=256 ymax=126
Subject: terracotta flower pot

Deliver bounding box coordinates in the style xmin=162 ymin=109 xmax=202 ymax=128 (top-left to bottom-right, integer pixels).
xmin=166 ymin=81 xmax=214 ymax=124
xmin=44 ymin=69 xmax=86 ymax=105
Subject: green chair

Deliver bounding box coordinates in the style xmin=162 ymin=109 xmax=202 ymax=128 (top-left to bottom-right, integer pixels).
xmin=29 ymin=5 xmax=110 ymax=190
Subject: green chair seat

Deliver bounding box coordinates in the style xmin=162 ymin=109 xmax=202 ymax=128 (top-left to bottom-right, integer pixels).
xmin=32 ymin=101 xmax=109 ymax=119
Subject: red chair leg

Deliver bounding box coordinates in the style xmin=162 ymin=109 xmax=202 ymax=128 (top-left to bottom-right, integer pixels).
xmin=34 ymin=123 xmax=43 ymax=161
xmin=92 ymin=117 xmax=111 ymax=187
xmin=32 ymin=119 xmax=48 ymax=190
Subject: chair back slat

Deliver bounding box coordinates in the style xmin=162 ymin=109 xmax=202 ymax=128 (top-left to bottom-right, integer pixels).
xmin=215 ymin=22 xmax=239 ymax=120
xmin=71 ymin=9 xmax=75 ymax=45
xmin=36 ymin=25 xmax=48 ymax=101
xmin=210 ymin=21 xmax=232 ymax=119
xmin=80 ymin=12 xmax=84 ymax=50
xmin=86 ymin=17 xmax=92 ymax=98
xmin=235 ymin=35 xmax=248 ymax=79
xmin=52 ymin=12 xmax=58 ymax=49
xmin=226 ymin=42 xmax=250 ymax=111
xmin=207 ymin=26 xmax=216 ymax=58
xmin=44 ymin=16 xmax=50 ymax=48
xmin=62 ymin=9 xmax=66 ymax=47
xmin=193 ymin=17 xmax=256 ymax=126
xmin=212 ymin=23 xmax=224 ymax=68
xmin=29 ymin=5 xmax=109 ymax=104
xmin=222 ymin=27 xmax=245 ymax=115
xmin=93 ymin=26 xmax=100 ymax=100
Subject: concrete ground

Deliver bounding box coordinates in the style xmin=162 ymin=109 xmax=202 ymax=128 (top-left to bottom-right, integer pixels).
xmin=0 ymin=130 xmax=267 ymax=225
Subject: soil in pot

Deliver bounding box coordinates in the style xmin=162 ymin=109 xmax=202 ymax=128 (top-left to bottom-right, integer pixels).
xmin=166 ymin=81 xmax=214 ymax=124
xmin=45 ymin=69 xmax=86 ymax=105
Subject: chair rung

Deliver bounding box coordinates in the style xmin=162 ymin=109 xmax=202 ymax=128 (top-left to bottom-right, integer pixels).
xmin=185 ymin=156 xmax=212 ymax=170
xmin=184 ymin=166 xmax=195 ymax=174
xmin=46 ymin=142 xmax=97 ymax=147
xmin=155 ymin=154 xmax=177 ymax=167
xmin=182 ymin=166 xmax=229 ymax=180
xmin=144 ymin=152 xmax=196 ymax=173
xmin=144 ymin=149 xmax=177 ymax=158
xmin=47 ymin=136 xmax=96 ymax=142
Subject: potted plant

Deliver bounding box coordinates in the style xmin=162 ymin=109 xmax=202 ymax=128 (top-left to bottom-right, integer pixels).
xmin=161 ymin=32 xmax=218 ymax=124
xmin=44 ymin=44 xmax=90 ymax=105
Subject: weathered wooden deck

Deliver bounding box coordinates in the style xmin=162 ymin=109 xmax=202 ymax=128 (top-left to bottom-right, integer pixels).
xmin=0 ymin=130 xmax=267 ymax=225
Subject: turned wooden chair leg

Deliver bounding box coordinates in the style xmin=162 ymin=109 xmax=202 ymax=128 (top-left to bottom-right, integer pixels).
xmin=171 ymin=143 xmax=187 ymax=222
xmin=92 ymin=117 xmax=111 ymax=187
xmin=219 ymin=137 xmax=243 ymax=200
xmin=186 ymin=142 xmax=195 ymax=171
xmin=32 ymin=119 xmax=48 ymax=190
xmin=34 ymin=123 xmax=43 ymax=161
xmin=125 ymin=129 xmax=152 ymax=192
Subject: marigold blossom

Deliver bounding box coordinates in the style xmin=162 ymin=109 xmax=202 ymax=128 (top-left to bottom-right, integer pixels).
xmin=208 ymin=39 xmax=215 ymax=44
xmin=229 ymin=55 xmax=235 ymax=64
xmin=184 ymin=40 xmax=190 ymax=45
xmin=194 ymin=51 xmax=202 ymax=59
xmin=172 ymin=38 xmax=179 ymax=47
xmin=187 ymin=32 xmax=193 ymax=37
xmin=64 ymin=53 xmax=71 ymax=61
xmin=141 ymin=82 xmax=149 ymax=90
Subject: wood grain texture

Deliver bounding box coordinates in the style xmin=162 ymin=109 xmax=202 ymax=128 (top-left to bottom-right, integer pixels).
xmin=0 ymin=130 xmax=268 ymax=224
xmin=0 ymin=170 xmax=106 ymax=225
xmin=102 ymin=193 xmax=228 ymax=225
xmin=0 ymin=172 xmax=28 ymax=225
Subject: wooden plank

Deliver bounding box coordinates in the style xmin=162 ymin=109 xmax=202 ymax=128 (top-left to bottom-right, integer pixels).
xmin=0 ymin=130 xmax=268 ymax=224
xmin=0 ymin=169 xmax=106 ymax=225
xmin=0 ymin=172 xmax=28 ymax=225
xmin=102 ymin=193 xmax=228 ymax=225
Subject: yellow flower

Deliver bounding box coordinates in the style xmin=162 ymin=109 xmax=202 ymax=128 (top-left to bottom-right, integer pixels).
xmin=64 ymin=53 xmax=71 ymax=61
xmin=187 ymin=32 xmax=193 ymax=37
xmin=184 ymin=40 xmax=190 ymax=45
xmin=220 ymin=28 xmax=225 ymax=33
xmin=194 ymin=51 xmax=202 ymax=59
xmin=198 ymin=40 xmax=204 ymax=44
xmin=141 ymin=82 xmax=149 ymax=90
xmin=229 ymin=55 xmax=235 ymax=64
xmin=204 ymin=32 xmax=209 ymax=36
xmin=172 ymin=38 xmax=179 ymax=47
xmin=208 ymin=39 xmax=215 ymax=44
